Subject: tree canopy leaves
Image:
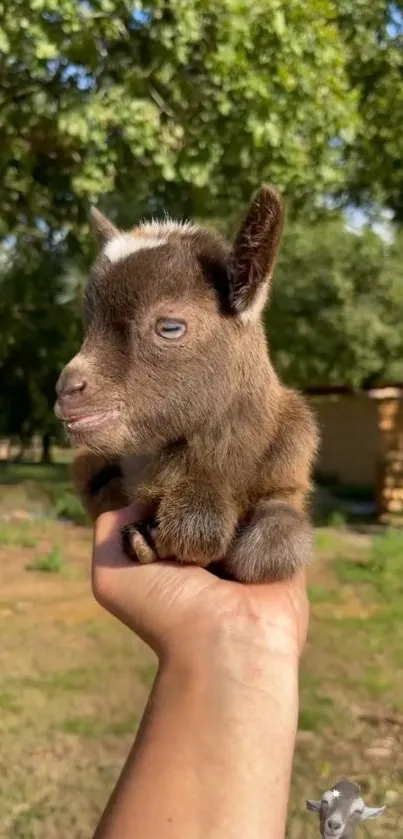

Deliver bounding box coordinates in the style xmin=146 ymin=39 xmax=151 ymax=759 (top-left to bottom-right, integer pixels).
xmin=268 ymin=220 xmax=403 ymax=389
xmin=337 ymin=1 xmax=403 ymax=219
xmin=0 ymin=0 xmax=357 ymax=241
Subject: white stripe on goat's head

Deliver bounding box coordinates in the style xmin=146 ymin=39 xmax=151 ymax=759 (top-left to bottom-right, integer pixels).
xmin=306 ymin=778 xmax=385 ymax=839
xmin=89 ymin=207 xmax=199 ymax=265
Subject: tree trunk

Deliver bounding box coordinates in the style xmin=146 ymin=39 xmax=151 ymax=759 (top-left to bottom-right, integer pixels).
xmin=41 ymin=432 xmax=52 ymax=464
xmin=14 ymin=439 xmax=27 ymax=462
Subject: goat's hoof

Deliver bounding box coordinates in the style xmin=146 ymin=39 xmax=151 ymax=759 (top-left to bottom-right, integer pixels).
xmin=122 ymin=522 xmax=158 ymax=564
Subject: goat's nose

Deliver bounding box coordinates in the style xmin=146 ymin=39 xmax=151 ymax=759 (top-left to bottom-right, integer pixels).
xmin=56 ymin=370 xmax=86 ymax=399
xmin=326 ymin=816 xmax=342 ymax=831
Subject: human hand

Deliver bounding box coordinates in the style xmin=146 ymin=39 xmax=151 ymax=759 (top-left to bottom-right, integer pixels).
xmin=92 ymin=503 xmax=309 ymax=665
xmin=92 ymin=503 xmax=307 ymax=839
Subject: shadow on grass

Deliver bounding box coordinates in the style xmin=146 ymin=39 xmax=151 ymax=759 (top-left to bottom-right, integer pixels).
xmin=0 ymin=460 xmax=89 ymax=525
xmin=0 ymin=461 xmax=70 ymax=486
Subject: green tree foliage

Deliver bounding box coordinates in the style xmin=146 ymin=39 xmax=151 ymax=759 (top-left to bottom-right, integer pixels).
xmin=337 ymin=1 xmax=403 ymax=219
xmin=0 ymin=0 xmax=356 ymax=241
xmin=0 ymin=243 xmax=81 ymax=454
xmin=267 ymin=219 xmax=403 ymax=390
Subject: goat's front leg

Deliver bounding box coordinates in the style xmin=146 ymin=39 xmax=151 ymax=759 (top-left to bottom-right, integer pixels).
xmin=123 ymin=477 xmax=238 ymax=568
xmin=225 ymin=498 xmax=314 ymax=583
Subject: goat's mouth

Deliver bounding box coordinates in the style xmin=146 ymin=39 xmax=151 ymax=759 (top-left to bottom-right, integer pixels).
xmin=65 ymin=412 xmax=112 ymax=432
xmin=324 ymin=829 xmax=344 ymax=839
xmin=55 ymin=404 xmax=120 ymax=435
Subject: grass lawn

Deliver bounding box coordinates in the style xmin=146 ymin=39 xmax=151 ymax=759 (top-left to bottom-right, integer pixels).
xmin=0 ymin=461 xmax=402 ymax=837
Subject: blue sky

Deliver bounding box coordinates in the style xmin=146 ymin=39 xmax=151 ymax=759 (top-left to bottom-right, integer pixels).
xmin=345 ymin=208 xmax=394 ymax=242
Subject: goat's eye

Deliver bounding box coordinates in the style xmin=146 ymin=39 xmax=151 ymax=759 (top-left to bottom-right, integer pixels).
xmin=155 ymin=318 xmax=187 ymax=340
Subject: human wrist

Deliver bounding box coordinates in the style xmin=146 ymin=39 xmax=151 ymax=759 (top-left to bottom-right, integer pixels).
xmin=162 ymin=600 xmax=300 ymax=669
xmin=153 ymin=621 xmax=299 ymax=839
xmin=160 ymin=612 xmax=300 ymax=707
xmin=105 ymin=606 xmax=300 ymax=839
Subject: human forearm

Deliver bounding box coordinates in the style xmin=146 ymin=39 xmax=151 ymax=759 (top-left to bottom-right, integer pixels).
xmin=93 ymin=627 xmax=299 ymax=839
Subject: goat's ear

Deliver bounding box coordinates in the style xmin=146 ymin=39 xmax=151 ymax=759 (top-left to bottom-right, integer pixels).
xmin=361 ymin=806 xmax=385 ymax=821
xmin=230 ymin=184 xmax=284 ymax=323
xmin=306 ymin=800 xmax=321 ymax=812
xmin=89 ymin=207 xmax=119 ymax=247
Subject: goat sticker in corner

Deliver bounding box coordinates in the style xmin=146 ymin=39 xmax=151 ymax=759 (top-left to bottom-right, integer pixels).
xmin=306 ymin=778 xmax=385 ymax=838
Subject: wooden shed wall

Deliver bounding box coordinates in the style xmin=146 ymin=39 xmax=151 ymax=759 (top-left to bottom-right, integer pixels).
xmin=310 ymin=394 xmax=380 ymax=486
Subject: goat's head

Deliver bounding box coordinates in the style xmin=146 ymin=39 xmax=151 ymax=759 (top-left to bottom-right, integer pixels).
xmin=55 ymin=185 xmax=284 ymax=457
xmin=307 ymin=779 xmax=385 ymax=838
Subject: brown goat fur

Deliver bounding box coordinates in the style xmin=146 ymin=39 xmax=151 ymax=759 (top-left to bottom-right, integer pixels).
xmin=56 ymin=185 xmax=319 ymax=582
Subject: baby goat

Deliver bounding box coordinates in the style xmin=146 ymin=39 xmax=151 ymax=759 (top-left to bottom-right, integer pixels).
xmin=307 ymin=778 xmax=385 ymax=839
xmin=55 ymin=185 xmax=319 ymax=582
